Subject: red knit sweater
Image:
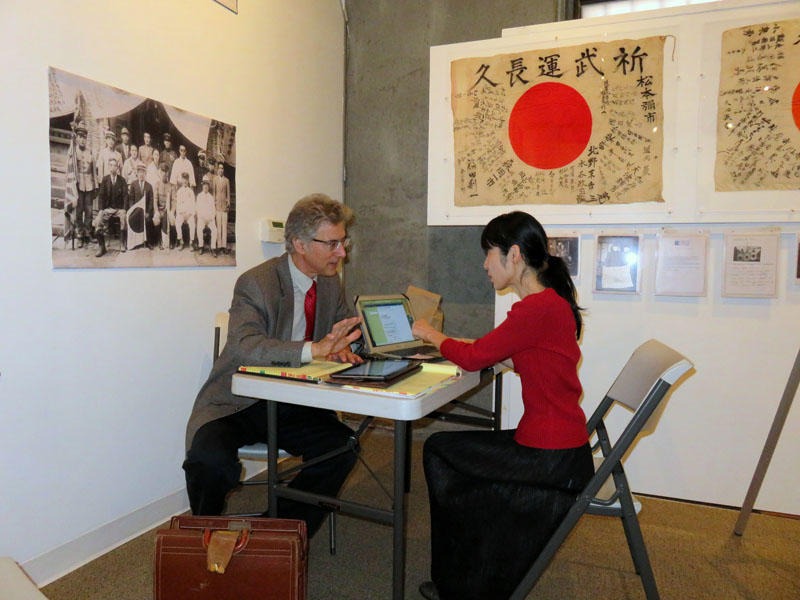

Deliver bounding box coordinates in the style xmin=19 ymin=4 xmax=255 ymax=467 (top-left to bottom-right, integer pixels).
xmin=440 ymin=288 xmax=588 ymax=449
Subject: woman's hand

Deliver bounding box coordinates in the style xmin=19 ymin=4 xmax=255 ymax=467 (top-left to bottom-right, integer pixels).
xmin=412 ymin=319 xmax=448 ymax=349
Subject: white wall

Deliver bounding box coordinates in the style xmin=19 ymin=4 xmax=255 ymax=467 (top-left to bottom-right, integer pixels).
xmin=496 ymin=229 xmax=800 ymax=515
xmin=0 ymin=0 xmax=345 ymax=585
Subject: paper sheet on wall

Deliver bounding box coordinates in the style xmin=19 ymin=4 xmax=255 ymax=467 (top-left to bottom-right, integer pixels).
xmin=655 ymin=232 xmax=709 ymax=297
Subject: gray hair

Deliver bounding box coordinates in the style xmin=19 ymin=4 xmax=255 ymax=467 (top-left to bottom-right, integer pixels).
xmin=284 ymin=193 xmax=354 ymax=253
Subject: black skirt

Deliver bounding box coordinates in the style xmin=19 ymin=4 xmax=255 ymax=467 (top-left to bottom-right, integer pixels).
xmin=423 ymin=429 xmax=593 ymax=600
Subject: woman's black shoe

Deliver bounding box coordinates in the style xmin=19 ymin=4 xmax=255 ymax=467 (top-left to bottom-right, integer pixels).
xmin=419 ymin=580 xmax=441 ymax=600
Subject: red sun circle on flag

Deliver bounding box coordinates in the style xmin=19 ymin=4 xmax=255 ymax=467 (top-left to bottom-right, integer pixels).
xmin=508 ymin=82 xmax=593 ymax=170
xmin=793 ymin=81 xmax=800 ymax=131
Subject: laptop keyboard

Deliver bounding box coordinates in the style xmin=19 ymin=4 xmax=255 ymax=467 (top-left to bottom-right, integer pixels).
xmin=387 ymin=345 xmax=440 ymax=357
xmin=365 ymin=346 xmax=441 ymax=360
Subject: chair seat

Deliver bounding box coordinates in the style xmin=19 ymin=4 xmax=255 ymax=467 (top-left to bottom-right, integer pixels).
xmin=237 ymin=443 xmax=290 ymax=462
xmin=589 ymin=456 xmax=642 ymax=514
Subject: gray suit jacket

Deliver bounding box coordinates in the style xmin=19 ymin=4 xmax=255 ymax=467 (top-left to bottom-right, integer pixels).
xmin=185 ymin=253 xmax=351 ymax=448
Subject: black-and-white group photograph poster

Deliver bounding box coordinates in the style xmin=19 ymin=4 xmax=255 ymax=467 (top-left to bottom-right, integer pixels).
xmin=49 ymin=67 xmax=237 ymax=269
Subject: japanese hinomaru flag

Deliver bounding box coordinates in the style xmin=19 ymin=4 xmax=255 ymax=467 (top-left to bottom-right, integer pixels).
xmin=126 ymin=194 xmax=147 ymax=249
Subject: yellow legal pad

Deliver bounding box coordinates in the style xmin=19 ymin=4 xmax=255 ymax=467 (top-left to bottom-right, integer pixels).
xmin=238 ymin=360 xmax=351 ymax=382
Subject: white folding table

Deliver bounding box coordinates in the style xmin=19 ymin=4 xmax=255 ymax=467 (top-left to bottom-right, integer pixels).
xmin=232 ymin=367 xmax=486 ymax=600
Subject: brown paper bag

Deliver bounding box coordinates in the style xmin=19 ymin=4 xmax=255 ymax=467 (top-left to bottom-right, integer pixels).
xmin=405 ymin=285 xmax=444 ymax=332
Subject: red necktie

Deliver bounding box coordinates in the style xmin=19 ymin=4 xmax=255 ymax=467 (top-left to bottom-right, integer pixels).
xmin=304 ymin=281 xmax=317 ymax=341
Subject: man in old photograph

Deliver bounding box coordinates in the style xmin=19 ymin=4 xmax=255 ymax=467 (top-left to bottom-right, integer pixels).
xmin=195 ymin=179 xmax=218 ymax=256
xmin=122 ymin=144 xmax=142 ymax=185
xmin=170 ymin=144 xmax=196 ymax=188
xmin=160 ymin=132 xmax=176 ymax=172
xmin=73 ymin=121 xmax=96 ymax=249
xmin=93 ymin=157 xmax=128 ymax=257
xmin=213 ymin=160 xmax=230 ymax=254
xmin=116 ymin=126 xmax=134 ymax=162
xmin=174 ymin=172 xmax=197 ymax=251
xmin=139 ymin=131 xmax=155 ymax=166
xmin=154 ymin=163 xmax=173 ymax=250
xmin=129 ymin=163 xmax=155 ymax=250
xmin=96 ymin=130 xmax=122 ymax=184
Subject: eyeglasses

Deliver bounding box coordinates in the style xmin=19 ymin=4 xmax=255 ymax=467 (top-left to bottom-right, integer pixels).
xmin=310 ymin=236 xmax=352 ymax=251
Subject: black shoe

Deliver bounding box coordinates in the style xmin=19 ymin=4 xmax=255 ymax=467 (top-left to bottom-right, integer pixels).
xmin=419 ymin=581 xmax=441 ymax=600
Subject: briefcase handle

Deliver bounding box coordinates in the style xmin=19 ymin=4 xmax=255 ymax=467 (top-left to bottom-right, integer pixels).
xmin=203 ymin=525 xmax=250 ymax=574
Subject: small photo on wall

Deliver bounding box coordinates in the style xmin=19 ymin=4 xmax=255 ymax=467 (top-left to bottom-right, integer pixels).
xmin=594 ymin=234 xmax=642 ymax=294
xmin=722 ymin=230 xmax=780 ymax=298
xmin=547 ymin=236 xmax=580 ymax=278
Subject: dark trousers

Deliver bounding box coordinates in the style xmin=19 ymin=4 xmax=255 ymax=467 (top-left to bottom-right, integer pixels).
xmin=423 ymin=429 xmax=593 ymax=600
xmin=76 ymin=190 xmax=93 ymax=237
xmin=183 ymin=400 xmax=358 ymax=537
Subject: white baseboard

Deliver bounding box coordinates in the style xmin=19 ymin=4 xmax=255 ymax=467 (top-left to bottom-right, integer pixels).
xmin=22 ymin=489 xmax=190 ymax=587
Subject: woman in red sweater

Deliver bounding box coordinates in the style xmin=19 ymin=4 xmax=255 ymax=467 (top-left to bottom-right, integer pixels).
xmin=413 ymin=211 xmax=592 ymax=600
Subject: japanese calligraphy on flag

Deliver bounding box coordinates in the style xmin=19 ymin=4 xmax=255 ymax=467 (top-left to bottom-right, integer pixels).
xmin=715 ymin=18 xmax=800 ymax=191
xmin=126 ymin=194 xmax=147 ymax=250
xmin=450 ymin=35 xmax=665 ymax=207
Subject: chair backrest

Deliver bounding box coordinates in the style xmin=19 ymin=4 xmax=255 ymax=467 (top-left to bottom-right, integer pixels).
xmin=605 ymin=339 xmax=692 ymax=411
xmin=213 ymin=312 xmax=229 ymax=362
xmin=587 ymin=339 xmax=693 ymax=494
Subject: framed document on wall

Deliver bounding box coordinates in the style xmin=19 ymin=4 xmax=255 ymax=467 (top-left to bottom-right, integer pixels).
xmin=593 ymin=234 xmax=642 ymax=294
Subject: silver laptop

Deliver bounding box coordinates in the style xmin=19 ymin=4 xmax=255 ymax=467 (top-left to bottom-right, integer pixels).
xmin=354 ymin=294 xmax=441 ymax=359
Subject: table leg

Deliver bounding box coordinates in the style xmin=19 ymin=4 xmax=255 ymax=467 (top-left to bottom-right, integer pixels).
xmin=404 ymin=423 xmax=412 ymax=493
xmin=393 ymin=420 xmax=408 ymax=600
xmin=267 ymin=399 xmax=278 ymax=517
xmin=493 ymin=371 xmax=503 ymax=431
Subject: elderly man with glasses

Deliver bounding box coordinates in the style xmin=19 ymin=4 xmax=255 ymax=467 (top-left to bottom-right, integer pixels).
xmin=183 ymin=193 xmax=363 ymax=538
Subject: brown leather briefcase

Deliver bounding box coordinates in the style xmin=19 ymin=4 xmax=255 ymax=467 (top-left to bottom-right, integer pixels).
xmin=154 ymin=516 xmax=307 ymax=599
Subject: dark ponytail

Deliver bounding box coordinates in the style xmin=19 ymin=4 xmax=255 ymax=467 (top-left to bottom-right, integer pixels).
xmin=481 ymin=211 xmax=584 ymax=338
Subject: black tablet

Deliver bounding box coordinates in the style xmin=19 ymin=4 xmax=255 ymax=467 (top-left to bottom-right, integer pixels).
xmin=328 ymin=359 xmax=421 ymax=382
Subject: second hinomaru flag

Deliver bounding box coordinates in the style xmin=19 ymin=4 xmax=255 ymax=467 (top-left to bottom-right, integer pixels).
xmin=126 ymin=195 xmax=147 ymax=249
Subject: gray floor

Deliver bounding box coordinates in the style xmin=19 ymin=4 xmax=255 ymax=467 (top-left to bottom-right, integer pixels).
xmin=42 ymin=424 xmax=800 ymax=599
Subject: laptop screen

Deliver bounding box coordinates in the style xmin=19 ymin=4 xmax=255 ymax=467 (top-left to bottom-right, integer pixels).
xmin=354 ymin=294 xmax=426 ymax=355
